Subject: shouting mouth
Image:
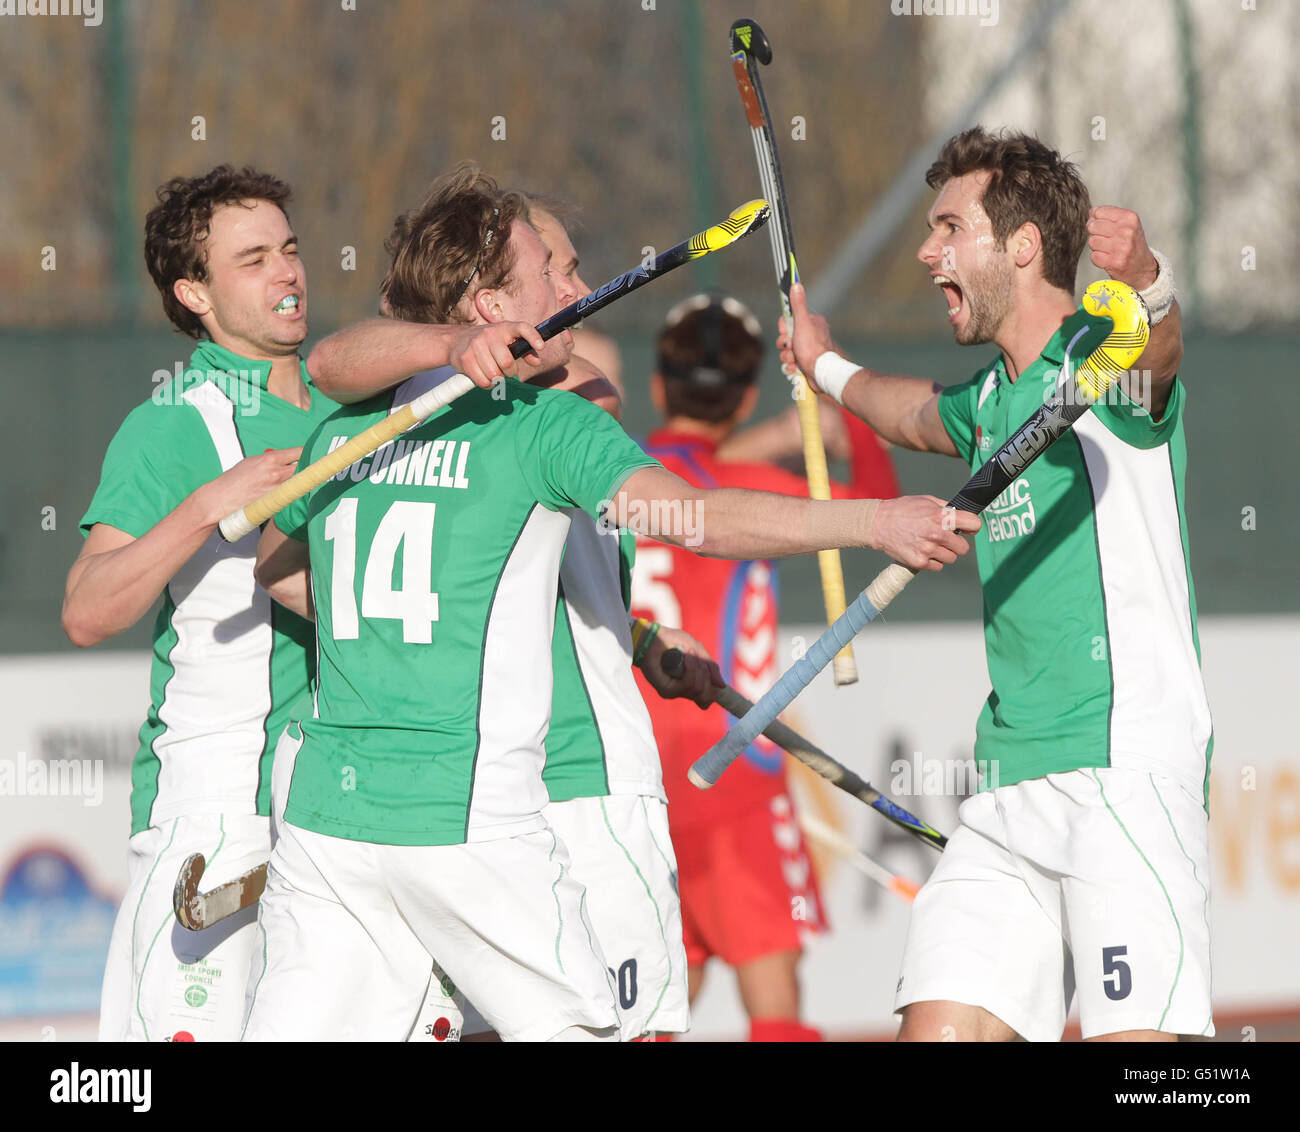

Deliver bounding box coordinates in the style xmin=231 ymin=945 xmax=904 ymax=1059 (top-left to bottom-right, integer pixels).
xmin=933 ymin=274 xmax=964 ymax=323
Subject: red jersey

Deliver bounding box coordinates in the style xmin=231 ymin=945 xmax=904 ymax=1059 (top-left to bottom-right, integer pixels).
xmin=630 ymin=426 xmax=895 ymax=828
xmin=843 ymin=409 xmax=901 ymax=499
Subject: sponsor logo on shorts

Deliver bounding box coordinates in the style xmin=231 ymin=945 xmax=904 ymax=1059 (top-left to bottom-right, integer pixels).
xmin=184 ymin=986 xmax=207 ymax=1009
xmin=425 ymin=1017 xmax=461 ymax=1042
xmin=168 ymin=1031 xmax=194 ymax=1043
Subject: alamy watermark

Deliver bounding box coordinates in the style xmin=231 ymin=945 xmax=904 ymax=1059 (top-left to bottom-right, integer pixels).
xmin=891 ymin=751 xmax=998 ymax=797
xmin=890 ymin=0 xmax=998 ymax=28
xmin=0 ymin=0 xmax=101 ymax=27
xmin=49 ymin=1063 xmax=150 ymax=1112
xmin=1045 ymin=365 xmax=1155 ymax=415
xmin=152 ymin=363 xmax=262 ymax=416
xmin=599 ymin=492 xmax=703 ymax=548
xmin=0 ymin=752 xmax=103 ymax=806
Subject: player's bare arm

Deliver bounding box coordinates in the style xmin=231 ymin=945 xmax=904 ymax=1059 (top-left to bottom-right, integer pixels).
xmin=307 ymin=318 xmax=546 ymax=404
xmin=613 ymin=465 xmax=978 ymax=570
xmin=1087 ymin=205 xmax=1182 ymax=418
xmin=779 ymin=283 xmax=958 ymax=457
xmin=62 ymin=447 xmax=301 ymax=647
xmin=254 ymin=519 xmax=314 ymax=621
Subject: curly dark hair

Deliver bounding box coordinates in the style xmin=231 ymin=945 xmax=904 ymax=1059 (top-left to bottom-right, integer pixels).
xmin=144 ymin=165 xmax=293 ymax=338
xmin=926 ymin=127 xmax=1090 ymax=294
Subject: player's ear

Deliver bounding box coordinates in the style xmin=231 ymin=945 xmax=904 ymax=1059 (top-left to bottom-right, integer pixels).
xmin=649 ymin=373 xmax=667 ymax=415
xmin=174 ymin=277 xmax=211 ymax=321
xmin=1013 ymin=221 xmax=1041 ymax=270
xmin=471 ymin=286 xmax=504 ymax=323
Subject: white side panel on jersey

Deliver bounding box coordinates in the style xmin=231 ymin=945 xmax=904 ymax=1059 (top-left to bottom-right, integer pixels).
xmin=560 ymin=513 xmax=665 ymax=800
xmin=147 ymin=384 xmax=273 ymax=824
xmin=1073 ymin=413 xmax=1212 ymax=796
xmin=467 ymin=505 xmax=573 ymax=841
xmin=392 ymin=367 xmax=457 ymax=411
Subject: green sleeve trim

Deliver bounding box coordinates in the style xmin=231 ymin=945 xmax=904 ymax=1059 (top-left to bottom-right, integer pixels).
xmin=937 ymin=375 xmax=981 ymax=464
xmin=78 ymin=508 xmax=156 ymax=541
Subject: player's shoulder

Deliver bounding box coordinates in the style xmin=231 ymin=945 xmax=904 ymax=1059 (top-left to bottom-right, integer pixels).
xmin=513 ymin=380 xmax=606 ymax=416
xmin=504 ymin=381 xmax=626 ymax=443
xmin=107 ymin=379 xmax=216 ymax=452
xmin=949 ymin=356 xmax=1000 ymax=396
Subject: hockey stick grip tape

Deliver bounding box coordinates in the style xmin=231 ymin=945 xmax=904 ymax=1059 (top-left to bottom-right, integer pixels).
xmin=219 ymin=373 xmax=476 ymax=541
xmin=687 ymin=562 xmax=913 ymax=788
xmin=792 ymin=377 xmax=858 ymax=686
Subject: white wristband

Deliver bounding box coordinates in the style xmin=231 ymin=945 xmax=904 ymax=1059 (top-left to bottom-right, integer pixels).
xmin=813 ymin=352 xmax=862 ymax=405
xmin=1138 ymin=248 xmax=1175 ymax=326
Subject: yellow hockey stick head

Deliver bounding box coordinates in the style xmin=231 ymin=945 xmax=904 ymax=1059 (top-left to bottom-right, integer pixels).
xmin=1074 ymin=279 xmax=1151 ymax=401
xmin=688 ymin=199 xmax=771 ymax=258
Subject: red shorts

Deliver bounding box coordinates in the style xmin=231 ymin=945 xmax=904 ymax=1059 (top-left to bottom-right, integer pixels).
xmin=673 ymin=793 xmax=826 ymax=969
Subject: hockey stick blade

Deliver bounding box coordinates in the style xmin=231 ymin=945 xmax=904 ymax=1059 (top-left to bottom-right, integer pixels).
xmin=173 ymin=853 xmax=268 ymax=932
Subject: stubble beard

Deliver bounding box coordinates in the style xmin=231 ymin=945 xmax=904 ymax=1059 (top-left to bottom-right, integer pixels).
xmin=955 ymin=258 xmax=1015 ymax=346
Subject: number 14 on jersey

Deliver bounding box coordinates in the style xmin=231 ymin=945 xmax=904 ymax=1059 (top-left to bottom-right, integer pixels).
xmin=323 ymin=499 xmax=440 ymax=644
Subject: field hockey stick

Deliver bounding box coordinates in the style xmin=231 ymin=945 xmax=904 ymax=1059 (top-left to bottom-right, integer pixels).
xmin=729 ymin=18 xmax=857 ymax=687
xmin=219 ymin=198 xmax=773 ymax=541
xmin=661 ymin=648 xmax=946 ymax=850
xmin=174 ymin=854 xmax=266 ymax=931
xmin=798 ymin=811 xmax=920 ymax=902
xmin=689 ymin=280 xmax=1152 ymax=788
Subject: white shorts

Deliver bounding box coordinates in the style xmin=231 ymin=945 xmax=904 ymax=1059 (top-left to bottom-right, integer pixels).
xmin=242 ymin=818 xmax=620 ymax=1042
xmin=411 ymin=794 xmax=688 ymax=1041
xmin=895 ymin=767 xmax=1213 ymax=1041
xmin=546 ymin=795 xmax=688 ymax=1037
xmin=99 ymin=813 xmax=270 ymax=1042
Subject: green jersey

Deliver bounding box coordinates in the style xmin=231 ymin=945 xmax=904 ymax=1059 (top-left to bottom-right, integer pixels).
xmin=277 ymin=368 xmax=659 ymax=846
xmin=79 ymin=340 xmax=337 ymax=833
xmin=543 ymin=514 xmax=662 ymax=804
xmin=938 ymin=311 xmax=1213 ymax=801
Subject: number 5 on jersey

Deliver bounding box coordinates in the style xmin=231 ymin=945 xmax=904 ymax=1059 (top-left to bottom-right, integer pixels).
xmin=323 ymin=499 xmax=440 ymax=643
